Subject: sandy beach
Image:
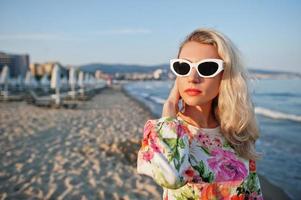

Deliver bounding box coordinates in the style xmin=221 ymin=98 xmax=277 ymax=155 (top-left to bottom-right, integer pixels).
xmin=0 ymin=85 xmax=162 ymax=199
xmin=0 ymin=84 xmax=290 ymax=200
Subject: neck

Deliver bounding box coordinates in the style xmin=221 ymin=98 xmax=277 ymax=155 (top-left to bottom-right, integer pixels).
xmin=180 ymin=101 xmax=218 ymax=129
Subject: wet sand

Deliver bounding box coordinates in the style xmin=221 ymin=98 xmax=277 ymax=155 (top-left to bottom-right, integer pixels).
xmin=0 ymin=84 xmax=290 ymax=199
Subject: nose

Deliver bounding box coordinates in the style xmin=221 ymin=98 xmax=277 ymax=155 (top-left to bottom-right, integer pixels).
xmin=188 ymin=67 xmax=201 ymax=83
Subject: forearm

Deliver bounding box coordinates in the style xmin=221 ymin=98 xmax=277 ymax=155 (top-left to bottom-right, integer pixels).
xmin=137 ymin=117 xmax=190 ymax=189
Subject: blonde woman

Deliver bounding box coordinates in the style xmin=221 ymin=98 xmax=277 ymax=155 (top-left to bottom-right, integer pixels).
xmin=137 ymin=28 xmax=263 ymax=199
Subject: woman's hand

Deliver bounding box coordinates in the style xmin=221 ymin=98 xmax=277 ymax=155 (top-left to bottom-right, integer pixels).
xmin=162 ymin=81 xmax=181 ymax=118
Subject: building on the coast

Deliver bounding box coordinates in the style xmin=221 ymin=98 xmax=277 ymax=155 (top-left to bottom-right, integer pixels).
xmin=0 ymin=52 xmax=30 ymax=78
xmin=95 ymin=70 xmax=111 ymax=80
xmin=29 ymin=62 xmax=68 ymax=80
xmin=153 ymin=69 xmax=163 ymax=80
xmin=113 ymin=68 xmax=167 ymax=81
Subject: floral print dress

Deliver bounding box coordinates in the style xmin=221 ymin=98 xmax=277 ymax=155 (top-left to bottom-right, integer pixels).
xmin=137 ymin=115 xmax=263 ymax=200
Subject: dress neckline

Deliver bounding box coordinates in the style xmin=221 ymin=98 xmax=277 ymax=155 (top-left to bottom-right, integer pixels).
xmin=176 ymin=113 xmax=221 ymax=134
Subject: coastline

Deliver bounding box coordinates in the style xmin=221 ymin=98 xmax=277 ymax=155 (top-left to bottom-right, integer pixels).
xmin=258 ymin=174 xmax=292 ymax=200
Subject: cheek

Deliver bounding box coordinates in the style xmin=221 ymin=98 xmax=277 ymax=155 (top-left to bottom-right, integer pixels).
xmin=210 ymin=83 xmax=220 ymax=96
xmin=205 ymin=79 xmax=222 ymax=96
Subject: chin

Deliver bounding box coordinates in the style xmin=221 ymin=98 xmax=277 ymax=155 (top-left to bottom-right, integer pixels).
xmin=183 ymin=97 xmax=206 ymax=107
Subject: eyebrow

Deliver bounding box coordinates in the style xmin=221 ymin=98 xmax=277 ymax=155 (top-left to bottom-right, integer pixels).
xmin=179 ymin=58 xmax=220 ymax=63
xmin=179 ymin=58 xmax=193 ymax=62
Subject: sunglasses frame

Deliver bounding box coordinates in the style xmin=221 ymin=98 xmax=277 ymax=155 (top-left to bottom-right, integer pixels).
xmin=170 ymin=58 xmax=224 ymax=78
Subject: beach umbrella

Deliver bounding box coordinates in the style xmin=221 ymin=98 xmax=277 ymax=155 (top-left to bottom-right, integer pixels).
xmin=90 ymin=76 xmax=96 ymax=86
xmin=40 ymin=74 xmax=50 ymax=92
xmin=41 ymin=74 xmax=50 ymax=87
xmin=61 ymin=76 xmax=68 ymax=88
xmin=17 ymin=75 xmax=23 ymax=87
xmin=50 ymin=64 xmax=61 ymax=105
xmin=84 ymin=73 xmax=90 ymax=86
xmin=78 ymin=71 xmax=84 ymax=88
xmin=24 ymin=71 xmax=31 ymax=86
xmin=69 ymin=67 xmax=76 ymax=86
xmin=50 ymin=64 xmax=61 ymax=89
xmin=24 ymin=71 xmax=38 ymax=88
xmin=0 ymin=65 xmax=9 ymax=85
xmin=68 ymin=67 xmax=76 ymax=97
xmin=0 ymin=66 xmax=9 ymax=94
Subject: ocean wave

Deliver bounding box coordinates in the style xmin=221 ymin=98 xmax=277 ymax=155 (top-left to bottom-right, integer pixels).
xmin=148 ymin=96 xmax=165 ymax=104
xmin=255 ymin=92 xmax=301 ymax=97
xmin=139 ymin=92 xmax=150 ymax=98
xmin=255 ymin=107 xmax=301 ymax=122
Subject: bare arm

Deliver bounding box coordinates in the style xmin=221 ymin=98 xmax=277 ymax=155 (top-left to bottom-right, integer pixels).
xmin=162 ymin=81 xmax=181 ymax=118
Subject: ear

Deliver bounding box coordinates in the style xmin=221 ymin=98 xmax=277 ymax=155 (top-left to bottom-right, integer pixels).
xmin=218 ymin=71 xmax=224 ymax=81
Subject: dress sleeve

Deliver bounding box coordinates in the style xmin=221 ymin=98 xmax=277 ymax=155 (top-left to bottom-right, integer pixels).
xmin=137 ymin=116 xmax=191 ymax=189
xmin=237 ymin=160 xmax=264 ymax=199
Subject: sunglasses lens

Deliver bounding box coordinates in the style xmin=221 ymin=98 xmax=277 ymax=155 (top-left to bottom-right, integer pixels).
xmin=198 ymin=62 xmax=219 ymax=76
xmin=172 ymin=61 xmax=190 ymax=75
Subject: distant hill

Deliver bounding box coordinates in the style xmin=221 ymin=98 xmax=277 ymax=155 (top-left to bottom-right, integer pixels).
xmin=78 ymin=63 xmax=301 ymax=79
xmin=248 ymin=68 xmax=301 ymax=79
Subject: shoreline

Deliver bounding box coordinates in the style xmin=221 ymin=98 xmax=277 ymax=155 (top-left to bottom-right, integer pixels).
xmin=120 ymin=82 xmax=292 ymax=200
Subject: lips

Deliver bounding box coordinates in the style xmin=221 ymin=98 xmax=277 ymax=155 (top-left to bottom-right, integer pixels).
xmin=185 ymin=88 xmax=202 ymax=96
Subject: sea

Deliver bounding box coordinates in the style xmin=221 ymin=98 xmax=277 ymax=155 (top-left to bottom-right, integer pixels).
xmin=123 ymin=78 xmax=301 ymax=200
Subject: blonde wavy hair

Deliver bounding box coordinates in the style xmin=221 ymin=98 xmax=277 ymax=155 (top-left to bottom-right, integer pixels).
xmin=178 ymin=28 xmax=261 ymax=160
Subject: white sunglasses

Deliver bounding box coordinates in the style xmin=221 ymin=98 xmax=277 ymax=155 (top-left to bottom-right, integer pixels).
xmin=170 ymin=58 xmax=224 ymax=78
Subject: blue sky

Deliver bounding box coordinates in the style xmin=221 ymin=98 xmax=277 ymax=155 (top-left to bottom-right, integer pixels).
xmin=0 ymin=0 xmax=300 ymax=73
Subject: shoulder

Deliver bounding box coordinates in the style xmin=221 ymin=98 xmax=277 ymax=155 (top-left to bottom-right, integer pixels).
xmin=143 ymin=116 xmax=193 ymax=139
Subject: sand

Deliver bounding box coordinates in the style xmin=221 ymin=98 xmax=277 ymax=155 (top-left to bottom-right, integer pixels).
xmin=0 ymin=84 xmax=161 ymax=200
xmin=0 ymin=83 xmax=291 ymax=200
